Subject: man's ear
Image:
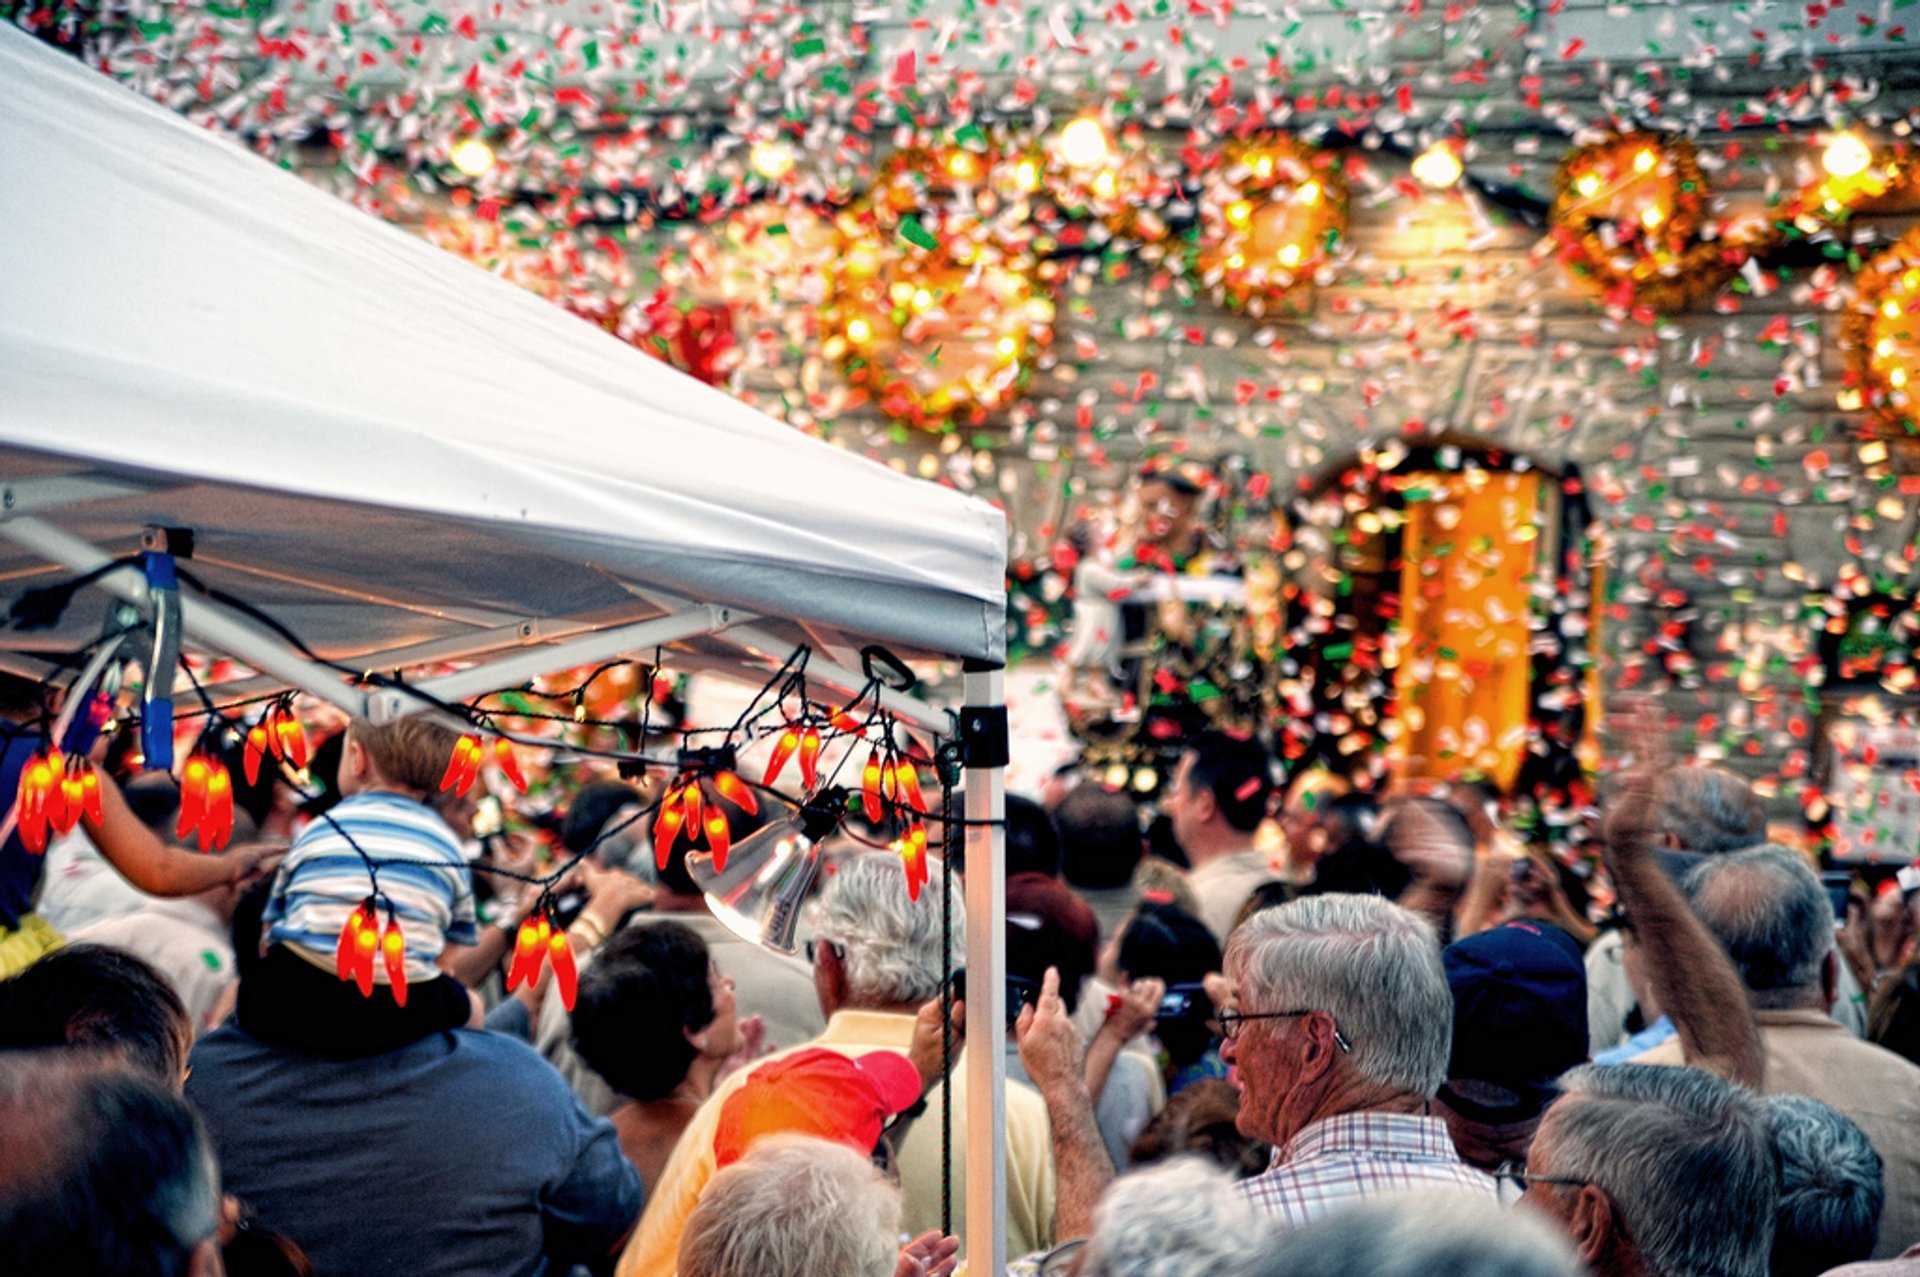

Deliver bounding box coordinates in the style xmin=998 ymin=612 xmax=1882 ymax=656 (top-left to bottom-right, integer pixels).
xmin=1295 ymin=1012 xmax=1343 ymax=1085
xmin=1566 ymin=1185 xmax=1615 ymax=1268
xmin=1820 ymin=948 xmax=1840 ymax=1012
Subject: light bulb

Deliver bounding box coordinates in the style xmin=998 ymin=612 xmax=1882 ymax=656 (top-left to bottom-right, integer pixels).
xmin=1823 ymin=132 xmax=1873 ymax=180
xmin=749 ymin=139 xmax=796 ymax=182
xmin=1575 ymin=172 xmax=1601 ymax=198
xmin=846 ymin=318 xmax=872 ymax=343
xmin=1059 ymin=116 xmax=1113 ymax=169
xmin=449 ymin=138 xmax=495 ymax=177
xmin=1410 ymin=142 xmax=1463 ymax=189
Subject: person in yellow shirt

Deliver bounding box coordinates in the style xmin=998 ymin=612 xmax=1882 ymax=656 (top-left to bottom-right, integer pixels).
xmin=617 ymin=853 xmax=1056 ymax=1277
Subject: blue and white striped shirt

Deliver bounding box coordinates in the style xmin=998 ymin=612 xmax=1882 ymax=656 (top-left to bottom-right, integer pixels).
xmin=264 ymin=792 xmax=478 ymax=983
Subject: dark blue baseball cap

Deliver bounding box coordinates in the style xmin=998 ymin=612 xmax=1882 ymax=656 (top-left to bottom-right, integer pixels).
xmin=1439 ymin=921 xmax=1589 ymax=1123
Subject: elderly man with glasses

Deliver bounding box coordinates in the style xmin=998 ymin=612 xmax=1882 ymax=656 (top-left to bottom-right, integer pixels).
xmin=1220 ymin=894 xmax=1496 ymax=1224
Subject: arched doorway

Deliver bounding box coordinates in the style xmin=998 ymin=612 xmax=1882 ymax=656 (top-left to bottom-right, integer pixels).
xmin=1277 ymin=437 xmax=1599 ymax=821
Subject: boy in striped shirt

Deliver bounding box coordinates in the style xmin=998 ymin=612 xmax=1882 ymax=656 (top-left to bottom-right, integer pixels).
xmin=240 ymin=717 xmax=483 ymax=1057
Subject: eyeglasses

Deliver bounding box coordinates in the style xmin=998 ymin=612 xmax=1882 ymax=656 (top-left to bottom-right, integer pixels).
xmin=1208 ymin=1008 xmax=1352 ymax=1052
xmin=804 ymin=939 xmax=846 ymax=964
xmin=1493 ymin=1162 xmax=1592 ymax=1194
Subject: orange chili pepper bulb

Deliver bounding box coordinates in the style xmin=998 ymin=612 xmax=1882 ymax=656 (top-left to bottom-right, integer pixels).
xmin=202 ymin=763 xmax=234 ymax=852
xmin=798 ymin=728 xmax=822 ymax=789
xmin=764 ymin=727 xmax=801 ymax=786
xmin=653 ymin=795 xmax=686 ymax=871
xmin=896 ymin=762 xmax=928 ymax=815
xmin=278 ymin=717 xmax=309 ymax=770
xmin=549 ymin=928 xmax=579 ymax=1011
xmin=861 ymin=748 xmax=884 ymax=823
xmin=705 ymin=809 xmax=732 ymax=873
xmin=337 ymin=903 xmax=371 ymax=982
xmin=493 ymin=739 xmax=528 ymax=792
xmin=382 ymin=919 xmax=409 ymax=1008
xmin=440 ymin=735 xmax=476 ymax=793
xmin=680 ymin=780 xmax=703 ymax=833
xmin=244 ymin=725 xmax=270 ymax=785
xmin=176 ymin=755 xmax=210 ymax=842
xmin=80 ymin=766 xmax=103 ymax=826
xmin=17 ymin=756 xmax=52 ymax=855
xmin=506 ymin=917 xmax=541 ymax=991
xmin=353 ymin=913 xmax=379 ymax=998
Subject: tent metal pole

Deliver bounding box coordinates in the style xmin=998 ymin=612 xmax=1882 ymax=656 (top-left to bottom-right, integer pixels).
xmin=378 ymin=605 xmax=748 ymax=715
xmin=0 ymin=514 xmax=369 ymax=717
xmin=960 ymin=661 xmax=1008 ymax=1274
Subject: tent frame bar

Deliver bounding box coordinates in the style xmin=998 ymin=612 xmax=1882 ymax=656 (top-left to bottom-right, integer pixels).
xmin=0 ymin=513 xmax=370 ymax=717
xmin=364 ymin=605 xmax=751 ymax=721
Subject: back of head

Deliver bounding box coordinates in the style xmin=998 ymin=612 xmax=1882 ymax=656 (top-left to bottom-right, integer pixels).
xmin=563 ymin=780 xmax=650 ymax=875
xmin=571 ymin=921 xmax=714 ymax=1101
xmin=1005 ymin=794 xmax=1064 ymax=878
xmin=811 ymin=852 xmax=962 ymax=1005
xmin=1056 ymin=782 xmax=1145 ymax=889
xmin=1078 ymin=1157 xmax=1267 ymax=1277
xmin=1118 ymin=902 xmax=1223 ymax=1067
xmin=1654 ymin=767 xmax=1766 ymax=854
xmin=1226 ymin=894 xmax=1451 ymax=1098
xmin=1545 ymin=1064 xmax=1776 ymax=1277
xmin=1765 ymin=1093 xmax=1883 ymax=1277
xmin=0 ymin=946 xmax=191 ymax=1087
xmin=1185 ymin=732 xmax=1275 ymax=833
xmin=1683 ymin=845 xmax=1832 ymax=1008
xmin=0 ymin=1054 xmax=221 ymax=1277
xmin=346 ymin=716 xmax=461 ymax=796
xmin=1249 ymin=1191 xmax=1583 ymax=1277
xmin=1442 ymin=921 xmax=1589 ymax=1124
xmin=1127 ymin=1078 xmax=1270 ymax=1178
xmin=1006 ymin=874 xmax=1099 ymax=1012
xmin=677 ymin=1135 xmax=898 ymax=1277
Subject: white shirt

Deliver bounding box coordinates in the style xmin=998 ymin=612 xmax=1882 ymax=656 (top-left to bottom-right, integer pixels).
xmin=71 ymin=897 xmax=235 ymax=1030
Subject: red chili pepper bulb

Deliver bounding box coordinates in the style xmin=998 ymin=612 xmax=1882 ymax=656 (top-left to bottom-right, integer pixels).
xmin=17 ymin=755 xmax=52 ymax=855
xmin=711 ymin=770 xmax=758 ymax=816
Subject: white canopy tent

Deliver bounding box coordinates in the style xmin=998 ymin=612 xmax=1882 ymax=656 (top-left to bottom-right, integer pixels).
xmin=0 ymin=25 xmax=1013 ymax=1270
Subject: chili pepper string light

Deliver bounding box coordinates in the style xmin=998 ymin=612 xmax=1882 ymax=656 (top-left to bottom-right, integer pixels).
xmin=12 ymin=747 xmax=104 ymax=855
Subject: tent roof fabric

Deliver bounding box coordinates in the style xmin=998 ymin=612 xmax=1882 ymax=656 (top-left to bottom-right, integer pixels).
xmin=0 ymin=27 xmax=1007 ymax=681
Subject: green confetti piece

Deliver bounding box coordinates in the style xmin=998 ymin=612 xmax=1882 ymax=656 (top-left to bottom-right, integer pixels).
xmin=899 ymin=216 xmax=939 ymax=251
xmin=793 ymin=36 xmax=826 ymax=56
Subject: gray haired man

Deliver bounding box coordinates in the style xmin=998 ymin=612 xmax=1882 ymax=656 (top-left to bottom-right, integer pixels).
xmin=1221 ymin=894 xmax=1495 ymax=1225
xmin=1520 ymin=1063 xmax=1775 ymax=1277
xmin=1633 ymin=845 xmax=1920 ymax=1258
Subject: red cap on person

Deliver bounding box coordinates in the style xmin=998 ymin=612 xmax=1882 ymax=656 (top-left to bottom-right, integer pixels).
xmin=712 ymin=1047 xmax=923 ymax=1168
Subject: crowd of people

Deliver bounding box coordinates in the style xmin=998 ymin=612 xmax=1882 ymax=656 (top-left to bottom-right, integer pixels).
xmin=4 ymin=665 xmax=1920 ymax=1277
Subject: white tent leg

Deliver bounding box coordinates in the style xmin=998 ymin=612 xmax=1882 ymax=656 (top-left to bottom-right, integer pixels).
xmin=961 ymin=662 xmax=1008 ymax=1274
xmin=0 ymin=513 xmax=369 ymax=717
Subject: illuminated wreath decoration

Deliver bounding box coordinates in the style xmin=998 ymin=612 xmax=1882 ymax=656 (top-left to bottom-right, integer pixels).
xmin=828 ymin=233 xmax=1053 ymax=429
xmin=1547 ymin=132 xmax=1743 ymax=315
xmin=1843 ymin=227 xmax=1920 ymax=438
xmin=1194 ymin=137 xmax=1349 ymax=315
xmin=826 ymin=142 xmax=1057 ymax=429
xmin=1038 ymin=119 xmax=1179 ymax=244
xmin=862 ymin=140 xmax=1042 ymax=251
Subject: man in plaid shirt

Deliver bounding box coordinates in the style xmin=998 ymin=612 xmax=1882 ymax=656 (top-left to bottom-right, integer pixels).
xmin=1221 ymin=894 xmax=1497 ymax=1225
